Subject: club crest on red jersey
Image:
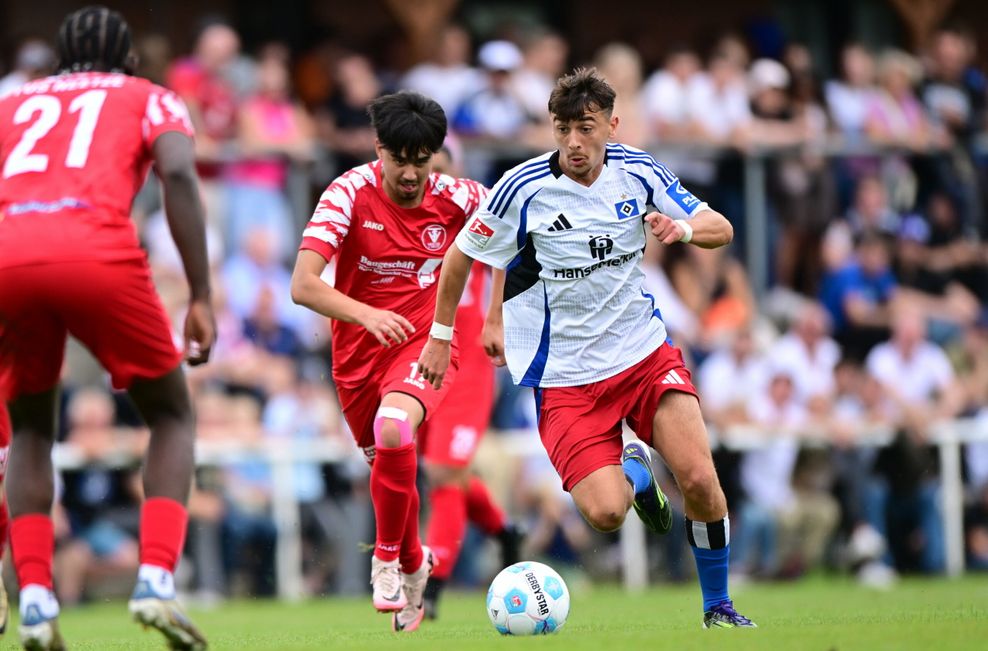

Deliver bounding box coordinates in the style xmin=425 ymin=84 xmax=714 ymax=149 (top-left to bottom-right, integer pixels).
xmin=421 ymin=224 xmax=447 ymax=251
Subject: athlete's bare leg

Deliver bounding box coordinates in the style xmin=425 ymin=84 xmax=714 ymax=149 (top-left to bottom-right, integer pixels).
xmin=649 ymin=391 xmax=726 ymax=522
xmin=127 ymin=366 xmax=195 ymax=502
xmin=6 ymin=388 xmax=59 ymax=518
xmin=569 ymin=465 xmax=634 ymax=532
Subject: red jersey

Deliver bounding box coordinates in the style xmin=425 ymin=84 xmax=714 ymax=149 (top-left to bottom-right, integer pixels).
xmin=300 ymin=160 xmax=487 ymax=385
xmin=0 ymin=72 xmax=194 ymax=268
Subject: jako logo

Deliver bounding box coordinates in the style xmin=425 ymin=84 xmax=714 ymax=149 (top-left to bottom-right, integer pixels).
xmin=362 ymin=220 xmax=384 ymax=231
xmin=588 ymin=235 xmax=614 ymax=261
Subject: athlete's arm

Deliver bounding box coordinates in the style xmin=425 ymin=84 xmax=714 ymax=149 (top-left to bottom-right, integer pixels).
xmin=290 ymin=249 xmax=414 ymax=347
xmin=152 ymin=131 xmax=215 ymax=365
xmin=417 ymin=243 xmax=475 ymax=389
xmin=482 ymin=268 xmax=506 ymax=367
xmin=645 ymin=208 xmax=734 ymax=249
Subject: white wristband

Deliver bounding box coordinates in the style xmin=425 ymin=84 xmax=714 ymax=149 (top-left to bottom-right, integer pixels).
xmin=678 ymin=219 xmax=693 ymax=244
xmin=429 ymin=322 xmax=454 ymax=341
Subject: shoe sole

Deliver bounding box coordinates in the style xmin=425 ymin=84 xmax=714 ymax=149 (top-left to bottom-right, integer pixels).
xmin=129 ymin=598 xmax=208 ymax=650
xmin=374 ymin=594 xmax=407 ymax=613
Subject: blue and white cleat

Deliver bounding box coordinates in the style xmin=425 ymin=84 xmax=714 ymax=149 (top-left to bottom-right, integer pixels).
xmin=703 ymin=601 xmax=757 ymax=628
xmin=128 ymin=579 xmax=208 ymax=650
xmin=19 ymin=604 xmax=66 ymax=651
xmin=623 ymin=441 xmax=673 ymax=534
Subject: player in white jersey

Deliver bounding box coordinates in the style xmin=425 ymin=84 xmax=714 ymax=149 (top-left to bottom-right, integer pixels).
xmin=418 ymin=68 xmax=755 ymax=628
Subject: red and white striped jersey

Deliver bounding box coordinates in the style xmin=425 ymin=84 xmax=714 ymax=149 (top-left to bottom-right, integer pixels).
xmin=299 ymin=160 xmax=486 ymax=385
xmin=0 ymin=72 xmax=193 ymax=267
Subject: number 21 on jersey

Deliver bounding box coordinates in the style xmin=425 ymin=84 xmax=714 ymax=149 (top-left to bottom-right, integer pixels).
xmin=3 ymin=90 xmax=107 ymax=179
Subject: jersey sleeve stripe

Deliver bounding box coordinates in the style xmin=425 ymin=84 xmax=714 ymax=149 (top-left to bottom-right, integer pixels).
xmin=494 ymin=168 xmax=552 ymax=218
xmin=626 ymin=170 xmax=654 ymax=206
xmin=302 ymin=225 xmax=341 ymax=247
xmin=489 ymin=161 xmax=551 ymax=215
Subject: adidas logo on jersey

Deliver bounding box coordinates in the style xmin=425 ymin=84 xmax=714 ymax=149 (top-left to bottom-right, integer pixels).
xmin=661 ymin=370 xmax=686 ymax=385
xmin=362 ymin=220 xmax=385 ymax=231
xmin=547 ymin=213 xmax=573 ymax=232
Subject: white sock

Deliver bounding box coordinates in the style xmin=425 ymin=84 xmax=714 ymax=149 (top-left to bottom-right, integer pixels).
xmin=19 ymin=584 xmax=59 ymax=619
xmin=137 ymin=564 xmax=176 ymax=598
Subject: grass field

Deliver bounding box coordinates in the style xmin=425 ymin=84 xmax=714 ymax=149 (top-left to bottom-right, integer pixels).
xmin=10 ymin=576 xmax=988 ymax=650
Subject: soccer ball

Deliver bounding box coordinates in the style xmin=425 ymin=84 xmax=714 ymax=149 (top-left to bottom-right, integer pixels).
xmin=486 ymin=561 xmax=570 ymax=635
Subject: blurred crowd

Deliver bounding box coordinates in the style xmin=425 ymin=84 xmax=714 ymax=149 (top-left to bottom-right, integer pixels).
xmin=4 ymin=14 xmax=988 ymax=602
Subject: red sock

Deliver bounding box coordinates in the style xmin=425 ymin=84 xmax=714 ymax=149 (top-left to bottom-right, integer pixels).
xmin=139 ymin=497 xmax=188 ymax=571
xmin=426 ymin=485 xmax=467 ymax=580
xmin=11 ymin=514 xmax=54 ymax=589
xmin=466 ymin=476 xmax=506 ymax=535
xmin=399 ymin=485 xmax=424 ymax=574
xmin=370 ymin=443 xmax=416 ymax=563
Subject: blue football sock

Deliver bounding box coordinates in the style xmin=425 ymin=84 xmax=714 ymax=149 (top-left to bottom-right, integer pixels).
xmin=691 ymin=545 xmax=730 ymax=611
xmin=622 ymin=457 xmax=651 ymax=495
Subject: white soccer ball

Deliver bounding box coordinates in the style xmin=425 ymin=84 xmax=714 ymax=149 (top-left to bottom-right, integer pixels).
xmin=486 ymin=561 xmax=570 ymax=635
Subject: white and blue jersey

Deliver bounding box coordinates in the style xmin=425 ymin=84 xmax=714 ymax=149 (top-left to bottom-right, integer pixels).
xmin=454 ymin=143 xmax=709 ymax=388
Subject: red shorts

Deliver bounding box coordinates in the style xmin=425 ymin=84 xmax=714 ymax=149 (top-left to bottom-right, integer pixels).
xmin=536 ymin=343 xmax=698 ymax=492
xmin=418 ymin=338 xmax=495 ymax=467
xmin=335 ymin=339 xmax=459 ymax=455
xmin=0 ymin=259 xmax=181 ymax=400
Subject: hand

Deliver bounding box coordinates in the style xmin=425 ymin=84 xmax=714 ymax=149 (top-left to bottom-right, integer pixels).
xmin=357 ymin=307 xmax=415 ymax=347
xmin=184 ymin=298 xmax=216 ymax=366
xmin=417 ymin=338 xmax=452 ymax=390
xmin=482 ymin=318 xmax=506 ymax=367
xmin=644 ymin=212 xmax=687 ymax=245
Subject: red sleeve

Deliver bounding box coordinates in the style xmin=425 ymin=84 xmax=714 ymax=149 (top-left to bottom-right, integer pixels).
xmin=143 ymin=84 xmax=195 ymax=146
xmin=444 ymin=176 xmax=489 ymax=221
xmin=300 ymin=168 xmax=366 ymax=262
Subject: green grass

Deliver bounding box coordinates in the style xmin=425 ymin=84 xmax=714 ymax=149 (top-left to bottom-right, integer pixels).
xmin=8 ymin=576 xmax=988 ymax=650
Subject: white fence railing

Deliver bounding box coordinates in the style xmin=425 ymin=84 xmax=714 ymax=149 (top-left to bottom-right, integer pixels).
xmin=50 ymin=416 xmax=988 ymax=597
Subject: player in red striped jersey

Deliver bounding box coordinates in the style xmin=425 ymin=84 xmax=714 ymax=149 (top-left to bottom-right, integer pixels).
xmin=291 ymin=91 xmax=486 ymax=632
xmin=0 ymin=7 xmax=212 ymax=650
xmin=417 ymin=144 xmax=520 ymax=620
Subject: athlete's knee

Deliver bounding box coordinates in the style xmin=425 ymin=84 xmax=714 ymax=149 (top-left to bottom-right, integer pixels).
xmin=578 ymin=495 xmax=628 ymax=532
xmin=678 ymin=464 xmax=722 ymax=510
xmin=373 ymin=407 xmax=414 ymax=449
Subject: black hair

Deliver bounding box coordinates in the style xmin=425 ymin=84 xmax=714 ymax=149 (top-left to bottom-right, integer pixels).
xmin=367 ymin=91 xmax=447 ymax=157
xmin=56 ymin=6 xmax=132 ymax=74
xmin=548 ymin=67 xmax=616 ymax=122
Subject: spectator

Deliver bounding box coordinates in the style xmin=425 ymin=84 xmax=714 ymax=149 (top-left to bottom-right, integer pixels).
xmin=642 ymin=45 xmax=702 ymax=142
xmin=866 ymin=307 xmax=964 ymax=573
xmin=222 ymin=225 xmax=310 ymax=337
xmin=452 ymin=40 xmax=535 ymax=182
xmin=452 ymin=40 xmax=530 ymax=141
xmin=865 ymin=49 xmax=939 ymax=152
xmin=664 ymin=242 xmax=756 ymax=354
xmin=731 ymin=365 xmax=839 ymax=579
xmin=400 ymin=24 xmax=483 ymax=118
xmin=769 ymin=301 xmax=841 ymax=415
xmin=55 ymin=389 xmax=144 ymax=605
xmin=166 ymin=20 xmax=245 ymax=228
xmin=0 ymin=39 xmax=55 ymax=94
xmin=826 ymin=43 xmax=879 ymax=143
xmin=697 ymin=327 xmax=768 ymax=430
xmin=227 ymin=45 xmax=315 ymax=261
xmin=594 ymin=43 xmax=649 ymax=147
xmin=318 ymin=53 xmax=382 ymax=175
xmin=511 ymin=28 xmax=569 ymax=127
xmin=819 ymin=230 xmax=898 ymax=360
xmin=822 ymin=175 xmax=902 ymax=272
